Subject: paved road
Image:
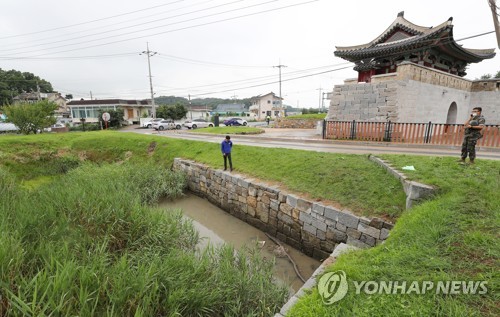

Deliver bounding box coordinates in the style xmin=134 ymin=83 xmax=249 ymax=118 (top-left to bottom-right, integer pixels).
xmin=121 ymin=126 xmax=500 ymax=160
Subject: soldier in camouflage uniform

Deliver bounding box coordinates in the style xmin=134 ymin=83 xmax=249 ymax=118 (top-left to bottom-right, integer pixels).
xmin=459 ymin=107 xmax=485 ymax=164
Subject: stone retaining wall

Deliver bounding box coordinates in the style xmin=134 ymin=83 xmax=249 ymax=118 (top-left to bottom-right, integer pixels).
xmin=173 ymin=158 xmax=394 ymax=260
xmin=275 ymin=118 xmax=319 ymax=129
xmin=368 ymin=155 xmax=436 ymax=209
xmin=275 ymin=243 xmax=358 ymax=317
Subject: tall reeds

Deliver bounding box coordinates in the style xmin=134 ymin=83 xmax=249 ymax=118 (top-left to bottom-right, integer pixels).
xmin=0 ymin=163 xmax=287 ymax=316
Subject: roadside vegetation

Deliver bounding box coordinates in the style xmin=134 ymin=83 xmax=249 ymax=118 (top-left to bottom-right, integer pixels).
xmin=0 ymin=131 xmax=406 ymax=217
xmin=289 ymin=155 xmax=499 ymax=316
xmin=189 ymin=126 xmax=264 ymax=135
xmin=285 ymin=113 xmax=327 ymax=120
xmin=0 ymin=136 xmax=287 ymax=316
xmin=1 ymin=132 xmax=496 ymax=315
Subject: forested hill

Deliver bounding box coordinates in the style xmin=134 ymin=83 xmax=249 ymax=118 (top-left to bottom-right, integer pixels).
xmin=0 ymin=68 xmax=53 ymax=105
xmin=154 ymin=95 xmax=252 ymax=109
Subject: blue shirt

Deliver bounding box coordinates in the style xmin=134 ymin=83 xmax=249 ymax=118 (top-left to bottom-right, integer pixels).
xmin=221 ymin=140 xmax=233 ymax=154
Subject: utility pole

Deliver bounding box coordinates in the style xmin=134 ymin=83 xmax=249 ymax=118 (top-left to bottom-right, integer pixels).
xmin=36 ymin=81 xmax=41 ymax=101
xmin=89 ymin=91 xmax=93 ymax=100
xmin=141 ymin=42 xmax=157 ymax=118
xmin=317 ymin=87 xmax=323 ymax=112
xmin=322 ymin=92 xmax=327 ymax=113
xmin=273 ymin=63 xmax=287 ymax=118
xmin=231 ymin=93 xmax=238 ymax=103
xmin=188 ymin=94 xmax=192 ymax=120
xmin=489 ymin=0 xmax=500 ymax=48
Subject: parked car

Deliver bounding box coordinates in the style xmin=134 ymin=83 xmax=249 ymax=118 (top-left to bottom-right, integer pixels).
xmin=143 ymin=118 xmax=164 ymax=128
xmin=183 ymin=118 xmax=214 ymax=129
xmin=0 ymin=122 xmax=18 ymax=133
xmin=43 ymin=123 xmax=65 ymax=132
xmin=153 ymin=119 xmax=178 ymax=131
xmin=223 ymin=118 xmax=248 ymax=126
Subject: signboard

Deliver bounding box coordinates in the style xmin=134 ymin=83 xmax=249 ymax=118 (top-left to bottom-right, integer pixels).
xmin=102 ymin=112 xmax=111 ymax=121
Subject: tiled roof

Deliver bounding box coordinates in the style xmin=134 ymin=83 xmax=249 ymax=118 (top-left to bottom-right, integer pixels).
xmin=67 ymin=99 xmax=151 ymax=106
xmin=250 ymin=92 xmax=283 ymax=100
xmin=214 ymin=104 xmax=246 ymax=112
xmin=334 ymin=12 xmax=495 ymax=63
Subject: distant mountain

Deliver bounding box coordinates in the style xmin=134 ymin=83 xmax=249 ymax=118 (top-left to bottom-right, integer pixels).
xmin=155 ymin=95 xmax=252 ymax=109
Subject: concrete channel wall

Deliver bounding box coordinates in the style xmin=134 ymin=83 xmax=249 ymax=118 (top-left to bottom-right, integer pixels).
xmin=173 ymin=158 xmax=395 ymax=260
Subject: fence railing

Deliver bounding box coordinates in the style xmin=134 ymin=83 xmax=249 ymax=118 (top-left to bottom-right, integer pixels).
xmin=322 ymin=120 xmax=500 ymax=147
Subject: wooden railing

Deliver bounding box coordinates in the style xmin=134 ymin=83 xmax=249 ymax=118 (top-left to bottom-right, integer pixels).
xmin=323 ymin=120 xmax=500 ymax=147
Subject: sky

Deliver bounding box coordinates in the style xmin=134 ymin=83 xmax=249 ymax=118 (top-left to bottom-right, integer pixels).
xmin=0 ymin=0 xmax=498 ymax=109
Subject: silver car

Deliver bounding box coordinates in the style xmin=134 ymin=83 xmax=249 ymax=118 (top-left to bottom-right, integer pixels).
xmin=153 ymin=119 xmax=177 ymax=131
xmin=143 ymin=118 xmax=164 ymax=128
xmin=184 ymin=118 xmax=214 ymax=129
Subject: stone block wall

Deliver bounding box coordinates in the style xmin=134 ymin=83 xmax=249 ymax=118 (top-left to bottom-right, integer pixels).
xmin=327 ymin=62 xmax=500 ymax=125
xmin=470 ymin=90 xmax=500 ymax=126
xmin=369 ymin=155 xmax=436 ymax=209
xmin=274 ymin=118 xmax=320 ymax=129
xmin=395 ymin=62 xmax=472 ymax=91
xmin=328 ymin=81 xmax=399 ymax=122
xmin=173 ymin=158 xmax=394 ymax=260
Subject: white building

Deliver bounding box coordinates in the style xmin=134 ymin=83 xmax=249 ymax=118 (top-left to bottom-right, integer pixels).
xmin=67 ymin=99 xmax=151 ymax=124
xmin=249 ymin=92 xmax=284 ymax=120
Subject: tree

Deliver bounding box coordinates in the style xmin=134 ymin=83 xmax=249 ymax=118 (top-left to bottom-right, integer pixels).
xmin=478 ymin=70 xmax=500 ymax=79
xmin=97 ymin=109 xmax=124 ymax=128
xmin=0 ymin=68 xmax=54 ymax=105
xmin=2 ymin=100 xmax=57 ymax=134
xmin=65 ymin=94 xmax=73 ymax=100
xmin=156 ymin=103 xmax=188 ymax=120
xmin=154 ymin=95 xmax=189 ymax=105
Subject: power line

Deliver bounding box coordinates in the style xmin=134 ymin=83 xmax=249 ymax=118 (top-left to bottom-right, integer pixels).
xmin=154 ymin=63 xmax=353 ymax=92
xmin=0 ymin=0 xmax=247 ymax=54
xmin=0 ymin=0 xmax=186 ymax=39
xmin=5 ymin=0 xmax=319 ymax=57
xmin=0 ymin=52 xmax=139 ymax=61
xmin=3 ymin=0 xmax=218 ymax=47
xmin=188 ymin=65 xmax=352 ymax=97
xmin=156 ymin=53 xmax=271 ymax=68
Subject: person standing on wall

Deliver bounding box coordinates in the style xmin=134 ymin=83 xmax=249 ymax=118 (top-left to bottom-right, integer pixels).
xmin=221 ymin=135 xmax=233 ymax=171
xmin=459 ymin=107 xmax=485 ymax=164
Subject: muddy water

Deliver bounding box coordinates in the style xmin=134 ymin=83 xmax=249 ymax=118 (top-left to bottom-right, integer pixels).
xmin=160 ymin=193 xmax=321 ymax=292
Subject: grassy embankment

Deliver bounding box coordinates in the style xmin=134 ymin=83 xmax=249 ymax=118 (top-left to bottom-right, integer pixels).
xmin=0 ymin=131 xmax=405 ymax=217
xmin=0 ymin=134 xmax=289 ymax=316
xmin=289 ymin=155 xmax=499 ymax=316
xmin=188 ymin=126 xmax=264 ymax=135
xmin=2 ymin=132 xmax=497 ymax=315
xmin=285 ymin=114 xmax=327 ymax=120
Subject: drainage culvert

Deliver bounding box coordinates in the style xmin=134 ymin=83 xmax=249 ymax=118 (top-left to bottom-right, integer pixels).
xmin=160 ymin=193 xmax=321 ymax=292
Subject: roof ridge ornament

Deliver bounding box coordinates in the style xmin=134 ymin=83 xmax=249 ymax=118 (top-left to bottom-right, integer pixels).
xmin=397 ymin=11 xmax=404 ymax=17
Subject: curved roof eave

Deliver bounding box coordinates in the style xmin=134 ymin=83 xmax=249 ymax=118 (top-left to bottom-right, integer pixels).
xmin=335 ymin=13 xmax=452 ymax=53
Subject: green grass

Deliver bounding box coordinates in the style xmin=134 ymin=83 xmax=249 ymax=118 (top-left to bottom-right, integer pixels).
xmin=0 ymin=131 xmax=406 ymax=218
xmin=189 ymin=126 xmax=264 ymax=135
xmin=0 ymin=160 xmax=287 ymax=316
xmin=285 ymin=114 xmax=327 ymax=120
xmin=1 ymin=132 xmax=497 ymax=316
xmin=288 ymin=155 xmax=499 ymax=317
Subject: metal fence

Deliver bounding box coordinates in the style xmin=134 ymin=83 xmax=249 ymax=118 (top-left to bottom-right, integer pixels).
xmin=322 ymin=120 xmax=500 ymax=147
